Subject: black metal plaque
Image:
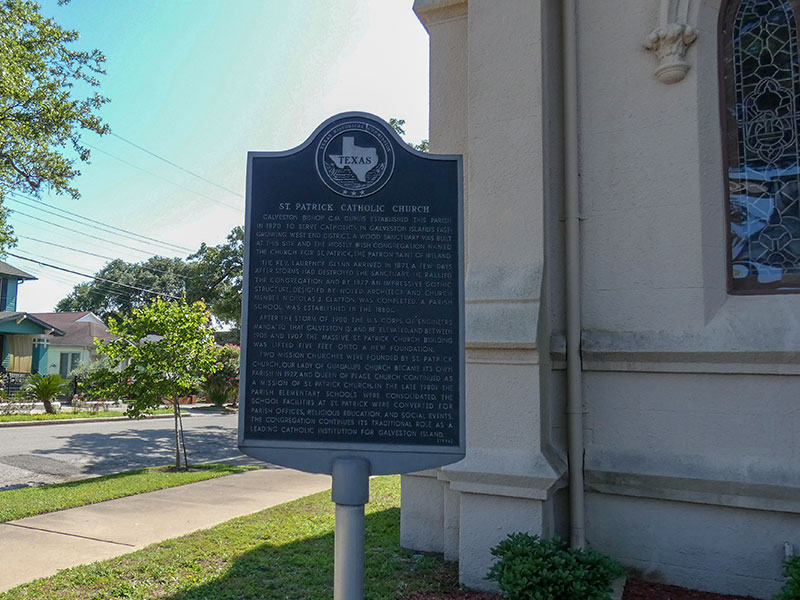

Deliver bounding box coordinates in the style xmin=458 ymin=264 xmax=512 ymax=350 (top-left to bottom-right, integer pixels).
xmin=238 ymin=112 xmax=464 ymax=475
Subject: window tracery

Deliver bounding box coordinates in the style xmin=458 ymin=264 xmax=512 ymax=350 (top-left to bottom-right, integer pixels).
xmin=722 ymin=0 xmax=800 ymax=292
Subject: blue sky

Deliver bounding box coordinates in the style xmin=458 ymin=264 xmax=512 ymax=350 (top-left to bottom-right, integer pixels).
xmin=13 ymin=0 xmax=430 ymax=313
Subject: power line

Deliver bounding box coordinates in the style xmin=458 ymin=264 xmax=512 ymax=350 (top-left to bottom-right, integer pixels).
xmin=19 ymin=235 xmax=129 ymax=262
xmin=109 ymin=132 xmax=243 ymax=199
xmin=9 ymin=208 xmax=167 ymax=257
xmin=17 ymin=260 xmax=145 ymax=307
xmin=7 ymin=252 xmax=181 ymax=300
xmin=84 ymin=143 xmax=243 ymax=212
xmin=17 ymin=237 xmax=192 ymax=281
xmin=8 ymin=193 xmax=193 ymax=255
xmin=10 ymin=211 xmax=157 ymax=262
xmin=9 ymin=192 xmax=194 ymax=253
xmin=16 ymin=248 xmax=188 ymax=301
xmin=14 ymin=248 xmax=182 ymax=291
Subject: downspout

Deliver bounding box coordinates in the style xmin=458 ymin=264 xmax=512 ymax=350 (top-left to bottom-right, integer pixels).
xmin=563 ymin=0 xmax=585 ymax=550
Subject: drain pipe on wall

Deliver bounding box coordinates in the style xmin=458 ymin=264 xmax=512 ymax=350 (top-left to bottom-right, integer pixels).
xmin=563 ymin=0 xmax=586 ymax=550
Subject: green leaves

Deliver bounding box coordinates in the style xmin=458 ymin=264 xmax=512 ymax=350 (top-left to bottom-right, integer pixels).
xmin=487 ymin=533 xmax=624 ymax=600
xmin=94 ymin=295 xmax=218 ymax=416
xmin=56 ymin=226 xmax=244 ymax=328
xmin=0 ymin=0 xmax=109 ymax=248
xmin=21 ymin=372 xmax=67 ymax=402
xmin=21 ymin=372 xmax=68 ymax=413
xmin=774 ymin=555 xmax=800 ymax=600
xmin=186 ymin=225 xmax=244 ymax=327
xmin=55 ymin=256 xmax=190 ymax=322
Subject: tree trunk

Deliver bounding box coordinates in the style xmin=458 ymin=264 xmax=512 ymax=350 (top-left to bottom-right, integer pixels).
xmin=42 ymin=398 xmax=54 ymax=414
xmin=177 ymin=405 xmax=189 ymax=469
xmin=172 ymin=398 xmax=181 ymax=470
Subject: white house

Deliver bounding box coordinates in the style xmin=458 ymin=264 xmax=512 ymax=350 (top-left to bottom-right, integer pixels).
xmin=31 ymin=312 xmax=113 ymax=378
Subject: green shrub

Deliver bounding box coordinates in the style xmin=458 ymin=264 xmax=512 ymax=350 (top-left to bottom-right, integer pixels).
xmin=202 ymin=344 xmax=239 ymax=407
xmin=487 ymin=533 xmax=624 ymax=600
xmin=22 ymin=374 xmax=68 ymax=414
xmin=774 ymin=555 xmax=800 ymax=600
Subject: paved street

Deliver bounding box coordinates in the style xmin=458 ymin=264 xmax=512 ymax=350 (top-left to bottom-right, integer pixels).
xmin=0 ymin=411 xmax=258 ymax=490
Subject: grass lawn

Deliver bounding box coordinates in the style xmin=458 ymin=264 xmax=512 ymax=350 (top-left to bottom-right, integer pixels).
xmin=0 ymin=409 xmax=177 ymax=423
xmin=0 ymin=476 xmax=460 ymax=600
xmin=0 ymin=464 xmax=260 ymax=523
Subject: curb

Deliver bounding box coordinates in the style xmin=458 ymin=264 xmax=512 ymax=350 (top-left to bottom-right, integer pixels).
xmin=0 ymin=413 xmax=192 ymax=428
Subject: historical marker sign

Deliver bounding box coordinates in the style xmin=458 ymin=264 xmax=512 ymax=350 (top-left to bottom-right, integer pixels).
xmin=238 ymin=112 xmax=464 ymax=476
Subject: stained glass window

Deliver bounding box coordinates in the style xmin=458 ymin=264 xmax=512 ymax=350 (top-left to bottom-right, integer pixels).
xmin=722 ymin=0 xmax=800 ymax=292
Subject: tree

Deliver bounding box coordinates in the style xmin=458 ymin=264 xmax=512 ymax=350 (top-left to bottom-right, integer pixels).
xmin=1 ymin=0 xmax=109 ymax=250
xmin=186 ymin=226 xmax=244 ymax=328
xmin=94 ymin=296 xmax=218 ymax=470
xmin=21 ymin=373 xmax=67 ymax=414
xmin=55 ymin=228 xmax=244 ymax=328
xmin=201 ymin=344 xmax=239 ymax=407
xmin=388 ymin=118 xmax=429 ymax=152
xmin=55 ymin=256 xmax=189 ymax=322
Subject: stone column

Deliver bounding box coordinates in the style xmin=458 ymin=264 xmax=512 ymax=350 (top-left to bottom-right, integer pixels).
xmin=402 ymin=0 xmax=469 ymax=560
xmin=406 ymin=0 xmax=566 ymax=589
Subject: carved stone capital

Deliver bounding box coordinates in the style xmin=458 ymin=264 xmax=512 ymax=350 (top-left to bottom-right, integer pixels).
xmin=645 ymin=23 xmax=697 ymax=84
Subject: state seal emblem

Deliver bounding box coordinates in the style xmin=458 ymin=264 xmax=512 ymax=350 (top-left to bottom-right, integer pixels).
xmin=315 ymin=119 xmax=394 ymax=197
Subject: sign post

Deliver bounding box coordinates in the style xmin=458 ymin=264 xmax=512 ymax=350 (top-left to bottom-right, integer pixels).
xmin=239 ymin=112 xmax=464 ymax=599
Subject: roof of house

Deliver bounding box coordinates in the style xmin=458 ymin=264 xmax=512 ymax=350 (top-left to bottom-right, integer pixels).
xmin=30 ymin=312 xmax=112 ymax=346
xmin=0 ymin=260 xmax=36 ymax=281
xmin=0 ymin=312 xmax=65 ymax=335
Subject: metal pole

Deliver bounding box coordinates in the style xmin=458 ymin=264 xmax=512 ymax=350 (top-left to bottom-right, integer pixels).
xmin=563 ymin=0 xmax=586 ymax=550
xmin=335 ymin=504 xmax=365 ymax=600
xmin=331 ymin=457 xmax=370 ymax=600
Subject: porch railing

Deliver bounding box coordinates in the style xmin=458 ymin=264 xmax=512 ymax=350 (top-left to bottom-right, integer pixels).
xmin=2 ymin=371 xmax=29 ymax=398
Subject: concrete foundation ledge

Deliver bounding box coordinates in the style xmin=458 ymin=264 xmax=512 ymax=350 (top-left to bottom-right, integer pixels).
xmin=441 ymin=449 xmax=566 ymax=499
xmin=586 ymin=448 xmax=800 ymax=513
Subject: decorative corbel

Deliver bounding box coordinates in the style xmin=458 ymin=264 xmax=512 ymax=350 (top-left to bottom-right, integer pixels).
xmin=645 ymin=0 xmax=697 ymax=84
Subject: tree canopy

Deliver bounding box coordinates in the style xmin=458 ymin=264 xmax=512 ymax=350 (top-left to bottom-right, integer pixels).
xmin=186 ymin=226 xmax=244 ymax=327
xmin=0 ymin=0 xmax=109 ymax=249
xmin=55 ymin=227 xmax=244 ymax=329
xmin=55 ymin=256 xmax=190 ymax=321
xmin=94 ymin=296 xmax=218 ymax=469
xmin=389 ymin=118 xmax=429 ymax=152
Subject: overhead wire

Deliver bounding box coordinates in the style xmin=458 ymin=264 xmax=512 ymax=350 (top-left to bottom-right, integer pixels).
xmin=8 ymin=192 xmax=194 ymax=253
xmin=18 ymin=235 xmax=136 ymax=263
xmin=84 ymin=142 xmax=243 ymax=212
xmin=7 ymin=252 xmax=181 ymax=300
xmin=10 ymin=210 xmax=159 ymax=263
xmin=14 ymin=248 xmax=186 ymax=295
xmin=8 ymin=208 xmax=168 ymax=257
xmin=109 ymin=132 xmax=244 ymax=199
xmin=17 ymin=235 xmax=193 ymax=281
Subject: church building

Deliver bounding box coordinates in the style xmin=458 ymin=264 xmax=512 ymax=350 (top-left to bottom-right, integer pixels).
xmin=402 ymin=1 xmax=800 ymax=597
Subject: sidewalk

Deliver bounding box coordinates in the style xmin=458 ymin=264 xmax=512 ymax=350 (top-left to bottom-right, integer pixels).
xmin=0 ymin=468 xmax=331 ymax=592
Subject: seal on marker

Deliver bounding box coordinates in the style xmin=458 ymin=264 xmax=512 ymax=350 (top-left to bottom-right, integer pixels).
xmin=315 ymin=119 xmax=395 ymax=197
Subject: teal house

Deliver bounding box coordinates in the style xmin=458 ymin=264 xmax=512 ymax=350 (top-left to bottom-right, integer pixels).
xmin=0 ymin=261 xmax=63 ymax=388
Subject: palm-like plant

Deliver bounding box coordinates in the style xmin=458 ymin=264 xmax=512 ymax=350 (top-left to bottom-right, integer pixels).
xmin=22 ymin=374 xmax=68 ymax=414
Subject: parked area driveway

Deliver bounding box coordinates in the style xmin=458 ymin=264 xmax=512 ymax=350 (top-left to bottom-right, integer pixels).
xmin=0 ymin=411 xmax=258 ymax=490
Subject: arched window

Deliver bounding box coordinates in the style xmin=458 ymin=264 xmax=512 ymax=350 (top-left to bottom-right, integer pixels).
xmin=721 ymin=0 xmax=800 ymax=293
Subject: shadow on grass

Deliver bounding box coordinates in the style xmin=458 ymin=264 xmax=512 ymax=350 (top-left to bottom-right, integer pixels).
xmin=158 ymin=507 xmax=456 ymax=600
xmin=1 ymin=480 xmax=461 ymax=600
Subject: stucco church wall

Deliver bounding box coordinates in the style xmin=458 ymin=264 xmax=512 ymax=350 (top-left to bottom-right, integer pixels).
xmin=586 ymin=492 xmax=796 ymax=598
xmin=577 ymin=0 xmax=709 ymax=332
xmin=409 ymin=0 xmax=799 ymax=596
xmin=574 ymin=1 xmax=800 ymax=596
